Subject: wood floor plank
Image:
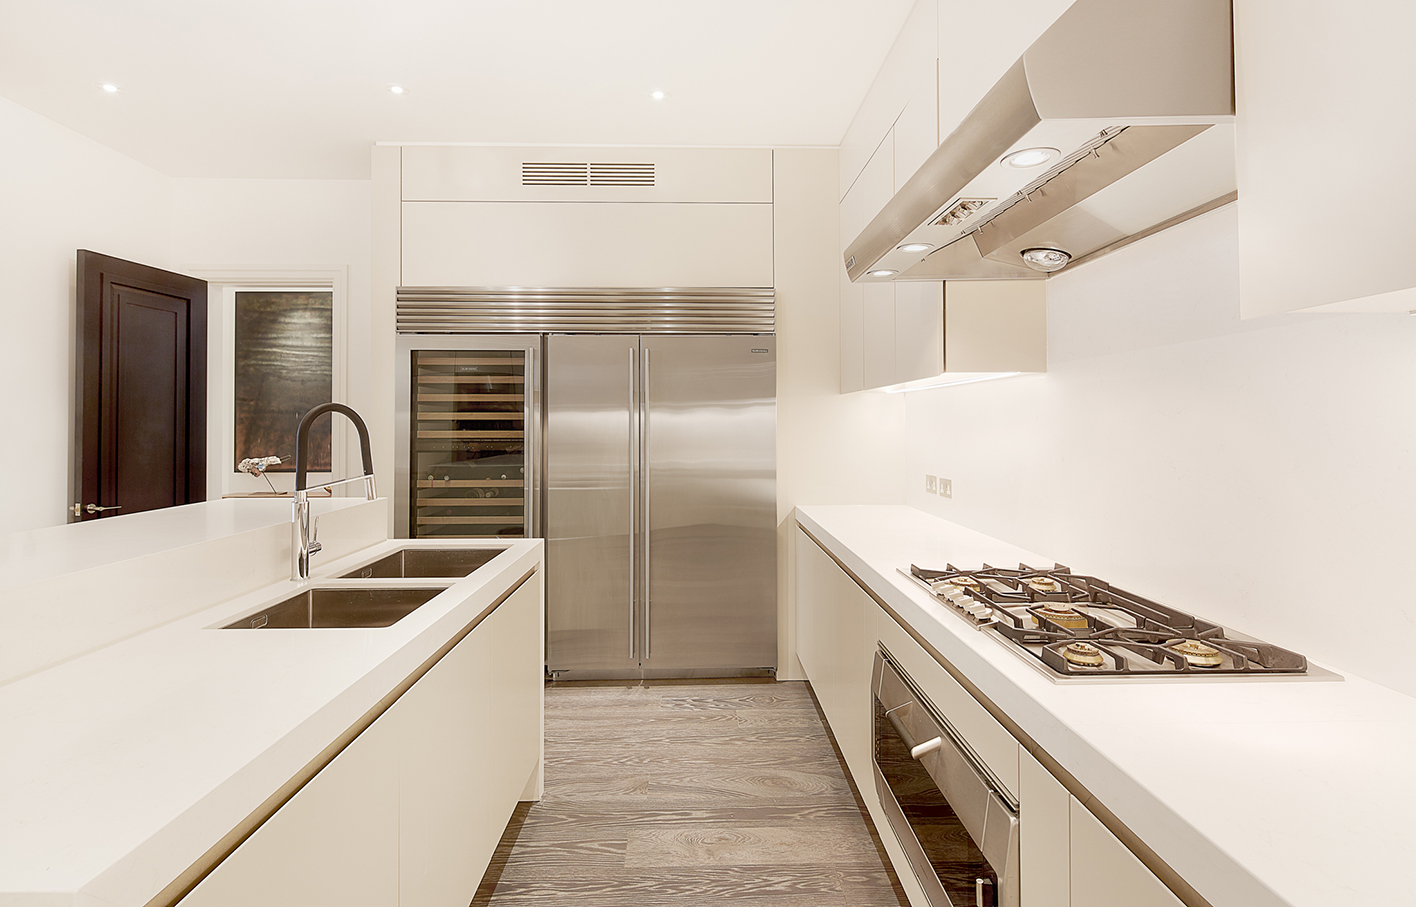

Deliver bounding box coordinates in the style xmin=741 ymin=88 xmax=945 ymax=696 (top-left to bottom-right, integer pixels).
xmin=623 ymin=823 xmax=882 ymax=868
xmin=476 ymin=680 xmax=908 ymax=907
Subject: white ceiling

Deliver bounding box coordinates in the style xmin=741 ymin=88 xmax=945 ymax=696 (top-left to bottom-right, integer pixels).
xmin=0 ymin=0 xmax=916 ymax=180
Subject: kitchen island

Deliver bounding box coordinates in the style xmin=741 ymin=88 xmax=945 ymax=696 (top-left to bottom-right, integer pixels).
xmin=796 ymin=504 xmax=1415 ymax=907
xmin=0 ymin=500 xmax=543 ymax=907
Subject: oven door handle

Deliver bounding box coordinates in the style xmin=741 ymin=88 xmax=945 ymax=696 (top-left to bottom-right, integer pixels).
xmin=885 ymin=704 xmax=944 ymax=760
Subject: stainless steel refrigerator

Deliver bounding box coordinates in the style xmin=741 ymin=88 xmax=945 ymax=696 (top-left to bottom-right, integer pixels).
xmin=545 ymin=334 xmax=776 ymax=680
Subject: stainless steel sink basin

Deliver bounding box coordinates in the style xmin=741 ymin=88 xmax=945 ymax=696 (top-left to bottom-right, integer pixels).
xmin=338 ymin=548 xmax=500 ymax=579
xmin=222 ymin=587 xmax=445 ymax=629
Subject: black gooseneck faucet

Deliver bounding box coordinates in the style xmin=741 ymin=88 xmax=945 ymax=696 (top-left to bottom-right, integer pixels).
xmin=292 ymin=403 xmax=377 ymax=581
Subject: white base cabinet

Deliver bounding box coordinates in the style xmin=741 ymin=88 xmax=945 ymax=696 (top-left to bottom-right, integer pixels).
xmin=794 ymin=524 xmax=1189 ymax=907
xmin=180 ymin=707 xmax=401 ymax=907
xmin=1070 ymin=798 xmax=1184 ymax=907
xmin=182 ymin=572 xmax=543 ymax=907
xmin=794 ymin=527 xmax=872 ymax=778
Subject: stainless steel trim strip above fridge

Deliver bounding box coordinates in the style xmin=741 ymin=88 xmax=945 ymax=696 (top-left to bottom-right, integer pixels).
xmin=546 ymin=334 xmax=777 ymax=680
xmin=874 ymin=647 xmax=1019 ymax=907
xmin=394 ymin=286 xmax=775 ymax=334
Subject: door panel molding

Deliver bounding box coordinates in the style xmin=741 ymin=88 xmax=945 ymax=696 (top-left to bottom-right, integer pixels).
xmin=75 ymin=250 xmax=208 ymax=521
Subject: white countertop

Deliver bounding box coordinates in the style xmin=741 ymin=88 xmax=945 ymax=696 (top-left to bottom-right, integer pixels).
xmin=797 ymin=504 xmax=1416 ymax=907
xmin=0 ymin=536 xmax=542 ymax=907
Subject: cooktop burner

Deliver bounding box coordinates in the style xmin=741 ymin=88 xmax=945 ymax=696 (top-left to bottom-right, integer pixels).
xmin=905 ymin=563 xmax=1307 ymax=678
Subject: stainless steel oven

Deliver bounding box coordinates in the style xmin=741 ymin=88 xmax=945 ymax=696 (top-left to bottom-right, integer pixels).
xmin=873 ymin=648 xmax=1019 ymax=907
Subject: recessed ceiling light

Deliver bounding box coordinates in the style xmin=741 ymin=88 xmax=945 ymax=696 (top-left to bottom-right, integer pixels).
xmin=100 ymin=83 xmax=119 ymax=93
xmin=1020 ymin=247 xmax=1071 ymax=272
xmin=651 ymin=90 xmax=665 ymax=100
xmin=1001 ymin=147 xmax=1059 ymax=169
xmin=897 ymin=243 xmax=934 ymax=253
xmin=867 ymin=269 xmax=898 ymax=278
xmin=389 ymin=85 xmax=406 ymax=95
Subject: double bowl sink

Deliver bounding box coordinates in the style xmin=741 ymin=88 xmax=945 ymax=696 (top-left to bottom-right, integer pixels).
xmin=222 ymin=547 xmax=501 ymax=630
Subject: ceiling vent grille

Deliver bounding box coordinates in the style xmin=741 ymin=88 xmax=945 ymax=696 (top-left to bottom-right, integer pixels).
xmin=521 ymin=162 xmax=589 ymax=186
xmin=590 ymin=162 xmax=655 ymax=187
xmin=521 ymin=161 xmax=655 ymax=188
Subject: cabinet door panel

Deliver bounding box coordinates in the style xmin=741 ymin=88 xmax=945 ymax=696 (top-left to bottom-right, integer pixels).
xmin=839 ymin=181 xmax=867 ymax=394
xmin=794 ymin=530 xmax=870 ymax=780
xmin=1235 ymin=1 xmax=1416 ymax=315
xmin=862 ymin=282 xmax=896 ymax=390
xmin=400 ymin=574 xmax=542 ymax=907
xmin=893 ymin=86 xmax=938 ymax=193
xmin=180 ymin=711 xmax=400 ymax=907
xmin=1070 ymin=798 xmax=1184 ymax=907
xmin=402 ymin=201 xmax=774 ymax=288
xmin=1020 ymin=750 xmax=1070 ymax=907
xmin=895 ymin=281 xmax=944 ymax=384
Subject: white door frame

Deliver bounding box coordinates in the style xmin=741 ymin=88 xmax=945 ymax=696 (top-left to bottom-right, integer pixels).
xmin=183 ymin=265 xmax=350 ymax=499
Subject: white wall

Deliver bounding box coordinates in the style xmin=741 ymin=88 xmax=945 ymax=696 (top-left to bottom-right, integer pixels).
xmin=900 ymin=205 xmax=1416 ymax=697
xmin=0 ymin=95 xmax=375 ymax=534
xmin=774 ymin=148 xmax=907 ymax=679
xmin=170 ymin=178 xmax=374 ymax=494
xmin=0 ymin=95 xmax=173 ymax=534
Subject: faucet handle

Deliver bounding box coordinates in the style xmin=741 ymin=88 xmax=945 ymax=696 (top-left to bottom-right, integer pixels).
xmin=309 ymin=516 xmax=323 ymax=555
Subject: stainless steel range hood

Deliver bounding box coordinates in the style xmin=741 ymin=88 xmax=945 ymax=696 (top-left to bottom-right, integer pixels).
xmin=846 ymin=0 xmax=1235 ymax=282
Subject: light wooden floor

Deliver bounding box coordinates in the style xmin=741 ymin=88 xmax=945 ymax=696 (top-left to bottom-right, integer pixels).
xmin=472 ymin=680 xmax=909 ymax=906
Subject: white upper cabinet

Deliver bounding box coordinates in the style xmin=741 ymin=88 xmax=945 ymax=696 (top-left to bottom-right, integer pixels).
xmin=399 ymin=146 xmax=774 ymax=288
xmin=1235 ymin=1 xmax=1416 ymax=315
xmin=840 ymin=0 xmax=939 ymax=201
xmin=402 ymin=146 xmax=773 ymax=203
xmin=402 ymin=202 xmax=774 ymax=288
xmin=937 ymin=0 xmax=1084 ymax=139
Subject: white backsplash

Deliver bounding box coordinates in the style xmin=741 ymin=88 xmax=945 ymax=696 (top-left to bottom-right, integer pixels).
xmin=900 ymin=205 xmax=1416 ymax=697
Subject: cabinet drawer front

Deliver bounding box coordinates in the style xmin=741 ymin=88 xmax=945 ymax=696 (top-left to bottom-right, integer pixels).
xmin=179 ymin=709 xmax=400 ymax=907
xmin=401 ymin=201 xmax=774 ymax=288
xmin=875 ymin=605 xmax=1019 ymax=799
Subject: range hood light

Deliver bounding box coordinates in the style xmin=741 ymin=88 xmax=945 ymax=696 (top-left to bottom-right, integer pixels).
xmin=868 ymin=269 xmax=898 ymax=278
xmin=897 ymin=243 xmax=934 ymax=253
xmin=1020 ymin=247 xmax=1072 ymax=272
xmin=1001 ymin=147 xmax=1059 ymax=170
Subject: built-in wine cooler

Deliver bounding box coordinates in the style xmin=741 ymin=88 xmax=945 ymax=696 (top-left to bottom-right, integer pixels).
xmin=395 ymin=335 xmax=541 ymax=540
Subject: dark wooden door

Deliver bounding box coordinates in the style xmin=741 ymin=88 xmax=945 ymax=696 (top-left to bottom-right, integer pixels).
xmin=75 ymin=250 xmax=208 ymax=521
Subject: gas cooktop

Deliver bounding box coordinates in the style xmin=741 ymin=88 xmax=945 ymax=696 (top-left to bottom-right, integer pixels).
xmin=904 ymin=563 xmax=1307 ymax=678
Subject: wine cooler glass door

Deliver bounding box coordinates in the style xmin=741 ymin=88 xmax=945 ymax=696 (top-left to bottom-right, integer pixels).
xmin=396 ymin=336 xmax=540 ymax=540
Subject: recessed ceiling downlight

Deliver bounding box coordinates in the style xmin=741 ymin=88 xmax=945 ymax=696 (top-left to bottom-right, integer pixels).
xmin=868 ymin=269 xmax=898 ymax=278
xmin=389 ymin=85 xmax=406 ymax=95
xmin=651 ymin=90 xmax=665 ymax=100
xmin=100 ymin=83 xmax=119 ymax=93
xmin=1001 ymin=147 xmax=1059 ymax=169
xmin=1020 ymin=247 xmax=1071 ymax=273
xmin=897 ymin=243 xmax=934 ymax=253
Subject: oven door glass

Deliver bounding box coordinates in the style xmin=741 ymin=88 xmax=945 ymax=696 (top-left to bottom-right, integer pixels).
xmin=875 ymin=696 xmax=999 ymax=906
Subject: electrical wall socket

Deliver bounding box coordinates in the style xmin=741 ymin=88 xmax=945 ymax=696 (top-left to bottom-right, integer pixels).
xmin=925 ymin=474 xmax=938 ymax=494
xmin=939 ymin=478 xmax=953 ymax=498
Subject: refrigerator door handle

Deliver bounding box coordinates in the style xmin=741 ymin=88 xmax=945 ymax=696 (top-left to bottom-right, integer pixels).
xmin=525 ymin=342 xmax=538 ymax=541
xmin=641 ymin=345 xmax=651 ymax=662
xmin=627 ymin=346 xmax=636 ymax=660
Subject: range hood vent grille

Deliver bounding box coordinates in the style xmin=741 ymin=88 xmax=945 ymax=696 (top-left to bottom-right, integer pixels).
xmin=396 ymin=286 xmax=773 ymax=334
xmin=521 ymin=161 xmax=656 ymax=187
